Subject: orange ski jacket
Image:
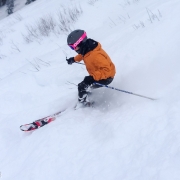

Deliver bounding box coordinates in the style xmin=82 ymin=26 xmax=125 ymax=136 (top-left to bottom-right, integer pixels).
xmin=74 ymin=42 xmax=116 ymax=81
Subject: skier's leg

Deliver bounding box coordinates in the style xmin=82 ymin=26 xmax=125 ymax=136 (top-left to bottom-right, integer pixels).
xmin=91 ymin=77 xmax=114 ymax=89
xmin=78 ymin=77 xmax=113 ymax=103
xmin=78 ymin=81 xmax=90 ymax=103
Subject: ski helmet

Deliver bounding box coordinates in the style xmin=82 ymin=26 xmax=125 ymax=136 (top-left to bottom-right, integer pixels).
xmin=67 ymin=29 xmax=87 ymax=50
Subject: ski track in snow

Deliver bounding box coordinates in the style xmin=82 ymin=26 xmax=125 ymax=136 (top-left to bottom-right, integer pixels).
xmin=0 ymin=0 xmax=180 ymax=180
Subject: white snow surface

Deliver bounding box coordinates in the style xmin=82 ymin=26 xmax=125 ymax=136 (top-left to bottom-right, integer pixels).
xmin=0 ymin=0 xmax=180 ymax=179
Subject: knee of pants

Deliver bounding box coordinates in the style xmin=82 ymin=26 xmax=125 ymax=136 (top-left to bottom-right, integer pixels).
xmin=78 ymin=82 xmax=87 ymax=91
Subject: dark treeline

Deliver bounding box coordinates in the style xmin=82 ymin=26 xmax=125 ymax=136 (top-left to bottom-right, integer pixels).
xmin=0 ymin=0 xmax=6 ymax=7
xmin=0 ymin=0 xmax=36 ymax=15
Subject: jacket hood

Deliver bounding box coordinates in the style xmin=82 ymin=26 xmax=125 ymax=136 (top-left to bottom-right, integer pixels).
xmin=77 ymin=38 xmax=98 ymax=55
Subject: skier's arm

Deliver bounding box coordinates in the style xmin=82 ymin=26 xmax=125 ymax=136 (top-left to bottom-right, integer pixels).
xmin=74 ymin=54 xmax=83 ymax=62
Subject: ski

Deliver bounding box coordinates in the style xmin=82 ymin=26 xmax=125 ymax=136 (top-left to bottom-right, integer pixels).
xmin=20 ymin=101 xmax=94 ymax=131
xmin=20 ymin=109 xmax=65 ymax=132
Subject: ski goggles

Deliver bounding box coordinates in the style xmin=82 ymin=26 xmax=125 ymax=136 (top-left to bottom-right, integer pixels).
xmin=68 ymin=32 xmax=87 ymax=50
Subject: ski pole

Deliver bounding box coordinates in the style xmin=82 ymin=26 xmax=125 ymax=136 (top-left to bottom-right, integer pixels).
xmin=93 ymin=82 xmax=156 ymax=101
xmin=75 ymin=62 xmax=85 ymax=65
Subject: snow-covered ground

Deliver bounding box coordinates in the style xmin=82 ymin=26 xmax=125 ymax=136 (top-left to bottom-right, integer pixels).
xmin=0 ymin=0 xmax=180 ymax=179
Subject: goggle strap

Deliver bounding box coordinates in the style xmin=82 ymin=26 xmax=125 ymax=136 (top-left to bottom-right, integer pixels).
xmin=71 ymin=32 xmax=87 ymax=49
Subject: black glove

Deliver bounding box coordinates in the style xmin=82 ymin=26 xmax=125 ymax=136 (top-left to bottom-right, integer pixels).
xmin=66 ymin=57 xmax=75 ymax=65
xmin=84 ymin=76 xmax=95 ymax=85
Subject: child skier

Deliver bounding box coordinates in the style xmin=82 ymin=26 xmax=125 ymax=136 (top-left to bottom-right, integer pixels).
xmin=66 ymin=29 xmax=116 ymax=105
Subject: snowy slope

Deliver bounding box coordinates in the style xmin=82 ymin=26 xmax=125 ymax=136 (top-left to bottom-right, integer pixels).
xmin=0 ymin=0 xmax=180 ymax=180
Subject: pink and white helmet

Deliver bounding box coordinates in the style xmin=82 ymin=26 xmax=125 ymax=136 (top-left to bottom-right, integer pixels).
xmin=67 ymin=29 xmax=87 ymax=50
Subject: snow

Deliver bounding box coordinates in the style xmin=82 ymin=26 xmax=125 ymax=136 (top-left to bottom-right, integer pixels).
xmin=0 ymin=0 xmax=180 ymax=179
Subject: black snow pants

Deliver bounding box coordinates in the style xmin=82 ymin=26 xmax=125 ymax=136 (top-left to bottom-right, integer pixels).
xmin=78 ymin=76 xmax=113 ymax=98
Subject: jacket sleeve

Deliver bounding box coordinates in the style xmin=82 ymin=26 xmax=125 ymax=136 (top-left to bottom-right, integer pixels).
xmin=74 ymin=54 xmax=83 ymax=62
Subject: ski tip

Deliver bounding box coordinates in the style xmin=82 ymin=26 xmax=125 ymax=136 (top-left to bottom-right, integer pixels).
xmin=20 ymin=124 xmax=37 ymax=132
